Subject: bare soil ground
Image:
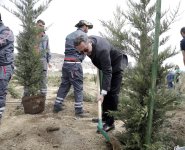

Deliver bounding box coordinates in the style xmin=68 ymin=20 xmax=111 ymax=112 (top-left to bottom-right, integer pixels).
xmin=0 ymin=82 xmax=124 ymax=150
xmin=0 ymin=77 xmax=185 ymax=150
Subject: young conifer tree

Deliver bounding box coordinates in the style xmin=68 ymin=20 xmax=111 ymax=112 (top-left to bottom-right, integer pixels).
xmin=2 ymin=0 xmax=52 ymax=96
xmin=100 ymin=0 xmax=183 ymax=149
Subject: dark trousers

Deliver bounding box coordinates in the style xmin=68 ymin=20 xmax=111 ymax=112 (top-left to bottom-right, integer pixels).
xmin=102 ymin=71 xmax=122 ymax=126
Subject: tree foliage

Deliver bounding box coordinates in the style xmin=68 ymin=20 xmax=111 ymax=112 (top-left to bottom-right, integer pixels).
xmin=101 ymin=0 xmax=184 ymax=149
xmin=1 ymin=0 xmax=52 ymax=96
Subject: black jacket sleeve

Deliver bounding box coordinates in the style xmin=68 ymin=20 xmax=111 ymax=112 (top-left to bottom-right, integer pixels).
xmin=99 ymin=49 xmax=112 ymax=92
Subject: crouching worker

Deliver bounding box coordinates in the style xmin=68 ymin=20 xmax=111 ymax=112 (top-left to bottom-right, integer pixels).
xmin=0 ymin=13 xmax=14 ymax=124
xmin=74 ymin=35 xmax=128 ymax=132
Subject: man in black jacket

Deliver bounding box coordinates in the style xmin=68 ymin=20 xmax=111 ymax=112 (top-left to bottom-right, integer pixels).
xmin=74 ymin=35 xmax=128 ymax=132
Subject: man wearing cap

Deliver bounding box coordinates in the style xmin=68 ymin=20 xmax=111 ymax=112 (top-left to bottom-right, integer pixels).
xmin=0 ymin=13 xmax=14 ymax=124
xmin=74 ymin=35 xmax=128 ymax=132
xmin=53 ymin=20 xmax=93 ymax=117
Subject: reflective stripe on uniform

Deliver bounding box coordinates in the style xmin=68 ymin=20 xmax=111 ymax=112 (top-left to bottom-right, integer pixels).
xmin=40 ymin=89 xmax=47 ymax=93
xmin=56 ymin=97 xmax=63 ymax=100
xmin=64 ymin=62 xmax=81 ymax=64
xmin=0 ymin=107 xmax=5 ymax=111
xmin=55 ymin=97 xmax=64 ymax=104
xmin=74 ymin=102 xmax=83 ymax=108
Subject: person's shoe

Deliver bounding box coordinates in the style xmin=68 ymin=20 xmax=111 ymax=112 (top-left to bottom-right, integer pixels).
xmin=75 ymin=112 xmax=89 ymax=118
xmin=53 ymin=105 xmax=63 ymax=113
xmin=92 ymin=118 xmax=105 ymax=123
xmin=103 ymin=123 xmax=115 ymax=132
xmin=97 ymin=123 xmax=115 ymax=133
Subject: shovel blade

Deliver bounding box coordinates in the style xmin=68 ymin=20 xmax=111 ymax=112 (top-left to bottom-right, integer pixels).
xmin=97 ymin=124 xmax=110 ymax=142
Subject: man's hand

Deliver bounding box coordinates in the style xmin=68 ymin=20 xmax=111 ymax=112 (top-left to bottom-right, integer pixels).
xmin=97 ymin=94 xmax=104 ymax=103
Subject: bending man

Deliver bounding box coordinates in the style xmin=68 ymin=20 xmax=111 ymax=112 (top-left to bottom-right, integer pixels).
xmin=74 ymin=35 xmax=128 ymax=132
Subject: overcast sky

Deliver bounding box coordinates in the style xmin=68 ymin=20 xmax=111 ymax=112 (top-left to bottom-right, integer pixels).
xmin=1 ymin=0 xmax=185 ymax=69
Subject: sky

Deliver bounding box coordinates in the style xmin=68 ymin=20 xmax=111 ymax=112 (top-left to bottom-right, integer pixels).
xmin=1 ymin=0 xmax=185 ymax=70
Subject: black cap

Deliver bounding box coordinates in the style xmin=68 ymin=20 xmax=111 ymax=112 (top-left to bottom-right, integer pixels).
xmin=75 ymin=20 xmax=93 ymax=29
xmin=37 ymin=19 xmax=45 ymax=25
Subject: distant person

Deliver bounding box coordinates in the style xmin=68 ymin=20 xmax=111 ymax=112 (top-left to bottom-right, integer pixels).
xmin=0 ymin=13 xmax=14 ymax=124
xmin=53 ymin=20 xmax=93 ymax=117
xmin=173 ymin=65 xmax=181 ymax=92
xmin=74 ymin=35 xmax=128 ymax=132
xmin=166 ymin=71 xmax=174 ymax=89
xmin=174 ymin=65 xmax=181 ymax=84
xmin=23 ymin=19 xmax=51 ymax=97
xmin=180 ymin=27 xmax=185 ymax=66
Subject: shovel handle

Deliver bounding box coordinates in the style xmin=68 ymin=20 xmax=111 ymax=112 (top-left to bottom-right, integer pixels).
xmin=98 ymin=100 xmax=102 ymax=120
xmin=97 ymin=69 xmax=102 ymax=120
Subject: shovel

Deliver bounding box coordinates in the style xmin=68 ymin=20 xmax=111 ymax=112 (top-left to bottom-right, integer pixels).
xmin=97 ymin=100 xmax=110 ymax=142
xmin=96 ymin=69 xmax=110 ymax=141
xmin=96 ymin=69 xmax=121 ymax=150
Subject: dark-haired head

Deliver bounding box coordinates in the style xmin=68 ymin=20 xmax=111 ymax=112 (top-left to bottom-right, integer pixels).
xmin=180 ymin=27 xmax=185 ymax=34
xmin=74 ymin=35 xmax=88 ymax=47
